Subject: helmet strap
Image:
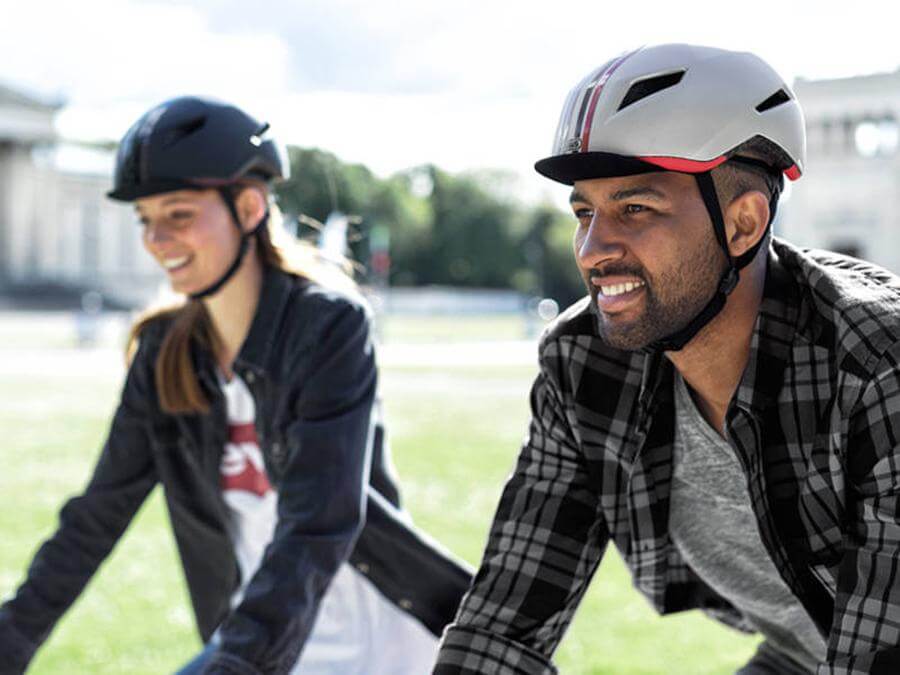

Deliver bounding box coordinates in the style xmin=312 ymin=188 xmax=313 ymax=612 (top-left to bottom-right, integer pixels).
xmin=644 ymin=171 xmax=741 ymax=352
xmin=188 ymin=187 xmax=267 ymax=300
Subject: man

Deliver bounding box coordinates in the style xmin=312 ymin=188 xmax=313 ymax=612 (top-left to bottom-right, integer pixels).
xmin=433 ymin=44 xmax=900 ymax=674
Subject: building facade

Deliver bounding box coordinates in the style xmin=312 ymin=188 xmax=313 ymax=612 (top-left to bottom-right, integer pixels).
xmin=0 ymin=84 xmax=161 ymax=308
xmin=784 ymin=71 xmax=900 ymax=273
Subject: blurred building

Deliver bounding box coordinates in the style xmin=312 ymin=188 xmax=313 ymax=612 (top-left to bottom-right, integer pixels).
xmin=0 ymin=83 xmax=160 ymax=308
xmin=785 ymin=71 xmax=900 ymax=272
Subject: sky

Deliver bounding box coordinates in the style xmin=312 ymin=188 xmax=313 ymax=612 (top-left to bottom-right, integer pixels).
xmin=2 ymin=0 xmax=897 ymax=204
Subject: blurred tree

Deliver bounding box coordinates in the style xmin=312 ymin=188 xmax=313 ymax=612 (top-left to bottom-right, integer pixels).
xmin=525 ymin=205 xmax=585 ymax=309
xmin=405 ymin=166 xmax=523 ymax=288
xmin=275 ymin=147 xmax=429 ymax=281
xmin=273 ymin=146 xmax=585 ymax=306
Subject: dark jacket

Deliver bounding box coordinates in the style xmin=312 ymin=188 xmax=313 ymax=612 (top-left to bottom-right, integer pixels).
xmin=0 ymin=267 xmax=471 ymax=675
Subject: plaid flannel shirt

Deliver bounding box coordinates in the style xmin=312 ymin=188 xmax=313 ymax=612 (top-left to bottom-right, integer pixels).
xmin=434 ymin=238 xmax=900 ymax=675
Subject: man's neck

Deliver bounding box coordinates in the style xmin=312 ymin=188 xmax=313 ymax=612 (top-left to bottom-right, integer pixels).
xmin=202 ymin=251 xmax=264 ymax=380
xmin=664 ymin=262 xmax=766 ymax=436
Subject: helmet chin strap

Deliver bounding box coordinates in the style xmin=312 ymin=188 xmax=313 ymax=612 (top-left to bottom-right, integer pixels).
xmin=188 ymin=187 xmax=267 ymax=301
xmin=644 ymin=163 xmax=780 ymax=353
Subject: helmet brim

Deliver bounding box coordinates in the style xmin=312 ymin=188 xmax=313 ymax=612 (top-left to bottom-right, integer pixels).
xmin=534 ymin=152 xmax=666 ymax=185
xmin=107 ymin=179 xmax=205 ymax=202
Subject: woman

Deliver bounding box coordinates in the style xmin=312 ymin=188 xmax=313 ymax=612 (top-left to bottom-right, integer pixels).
xmin=0 ymin=97 xmax=470 ymax=674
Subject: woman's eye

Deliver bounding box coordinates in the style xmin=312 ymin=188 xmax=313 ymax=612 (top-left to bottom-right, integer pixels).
xmin=164 ymin=211 xmax=195 ymax=227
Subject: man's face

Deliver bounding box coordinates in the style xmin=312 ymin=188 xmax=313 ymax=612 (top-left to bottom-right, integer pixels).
xmin=569 ymin=172 xmax=726 ymax=351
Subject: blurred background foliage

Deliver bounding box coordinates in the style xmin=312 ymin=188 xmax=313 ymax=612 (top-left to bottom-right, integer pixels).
xmin=274 ymin=146 xmax=585 ymax=307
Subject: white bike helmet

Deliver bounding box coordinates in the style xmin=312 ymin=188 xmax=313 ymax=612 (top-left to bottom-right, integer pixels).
xmin=536 ymin=44 xmax=806 ymax=351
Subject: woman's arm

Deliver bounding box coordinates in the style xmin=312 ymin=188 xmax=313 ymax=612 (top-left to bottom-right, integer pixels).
xmin=0 ymin=334 xmax=160 ymax=674
xmin=206 ymin=296 xmax=377 ymax=674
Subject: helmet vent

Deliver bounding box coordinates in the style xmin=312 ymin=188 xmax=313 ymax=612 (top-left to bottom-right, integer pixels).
xmin=617 ymin=71 xmax=685 ymax=111
xmin=161 ymin=115 xmax=207 ymax=148
xmin=755 ymin=89 xmax=790 ymax=113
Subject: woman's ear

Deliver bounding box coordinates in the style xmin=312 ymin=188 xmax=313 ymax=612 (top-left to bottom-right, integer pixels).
xmin=235 ymin=186 xmax=268 ymax=233
xmin=724 ymin=190 xmax=770 ymax=258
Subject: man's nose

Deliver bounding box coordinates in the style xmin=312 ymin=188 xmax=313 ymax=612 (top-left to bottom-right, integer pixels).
xmin=576 ymin=212 xmax=626 ymax=269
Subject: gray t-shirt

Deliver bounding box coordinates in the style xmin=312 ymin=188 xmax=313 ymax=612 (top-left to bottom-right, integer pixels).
xmin=668 ymin=372 xmax=828 ymax=672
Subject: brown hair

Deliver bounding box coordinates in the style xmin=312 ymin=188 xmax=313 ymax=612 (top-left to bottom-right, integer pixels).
xmin=126 ymin=191 xmax=353 ymax=415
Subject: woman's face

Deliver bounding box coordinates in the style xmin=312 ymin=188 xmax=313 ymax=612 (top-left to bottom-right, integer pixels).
xmin=136 ymin=189 xmax=242 ymax=296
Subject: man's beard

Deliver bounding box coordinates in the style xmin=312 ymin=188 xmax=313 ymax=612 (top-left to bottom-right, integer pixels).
xmin=588 ymin=236 xmax=727 ymax=351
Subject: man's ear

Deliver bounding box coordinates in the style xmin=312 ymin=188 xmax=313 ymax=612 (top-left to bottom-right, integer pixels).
xmin=724 ymin=190 xmax=769 ymax=258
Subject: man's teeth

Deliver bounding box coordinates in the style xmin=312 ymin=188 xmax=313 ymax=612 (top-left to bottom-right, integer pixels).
xmin=600 ymin=281 xmax=644 ymax=297
xmin=163 ymin=256 xmax=190 ymax=270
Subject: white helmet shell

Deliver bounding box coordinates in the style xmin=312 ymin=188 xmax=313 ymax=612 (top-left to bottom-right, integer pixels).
xmin=535 ymin=44 xmax=806 ymax=185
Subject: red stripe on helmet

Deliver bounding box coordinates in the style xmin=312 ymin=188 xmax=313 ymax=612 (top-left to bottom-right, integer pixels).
xmin=639 ymin=155 xmax=729 ymax=173
xmin=784 ymin=164 xmax=802 ymax=181
xmin=580 ymin=50 xmax=640 ymax=150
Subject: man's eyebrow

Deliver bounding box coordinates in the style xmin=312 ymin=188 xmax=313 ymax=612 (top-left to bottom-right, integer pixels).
xmin=610 ymin=186 xmax=666 ymax=201
xmin=569 ymin=190 xmax=588 ymax=204
xmin=569 ymin=185 xmax=668 ymax=204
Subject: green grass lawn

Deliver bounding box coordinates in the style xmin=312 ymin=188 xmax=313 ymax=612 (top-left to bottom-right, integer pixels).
xmin=378 ymin=314 xmax=536 ymax=343
xmin=0 ymin=316 xmax=761 ymax=673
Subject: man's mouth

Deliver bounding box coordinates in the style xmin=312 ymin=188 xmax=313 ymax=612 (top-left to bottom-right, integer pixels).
xmin=591 ymin=276 xmax=647 ymax=313
xmin=597 ymin=280 xmax=645 ymax=297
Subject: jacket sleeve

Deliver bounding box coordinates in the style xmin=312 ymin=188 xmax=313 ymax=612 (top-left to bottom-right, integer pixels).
xmin=821 ymin=344 xmax=900 ymax=675
xmin=351 ymin=486 xmax=474 ymax=637
xmin=433 ymin=338 xmax=608 ymax=675
xmin=0 ymin=335 xmax=159 ymax=675
xmin=207 ymin=298 xmax=377 ymax=675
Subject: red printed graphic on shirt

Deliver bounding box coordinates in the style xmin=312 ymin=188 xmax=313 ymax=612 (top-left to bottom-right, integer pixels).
xmin=221 ymin=423 xmax=272 ymax=497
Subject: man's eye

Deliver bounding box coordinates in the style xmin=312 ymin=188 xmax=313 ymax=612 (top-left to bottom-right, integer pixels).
xmin=573 ymin=208 xmax=593 ymax=221
xmin=625 ymin=204 xmax=648 ymax=214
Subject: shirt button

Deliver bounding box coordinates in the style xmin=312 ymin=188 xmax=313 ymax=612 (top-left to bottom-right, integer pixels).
xmin=271 ymin=442 xmax=282 ymax=456
xmin=244 ymin=371 xmax=256 ymax=384
xmin=356 ymin=563 xmax=370 ymax=574
xmin=399 ymin=598 xmax=413 ymax=610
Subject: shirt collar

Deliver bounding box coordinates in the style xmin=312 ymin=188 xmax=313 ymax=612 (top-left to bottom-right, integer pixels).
xmin=638 ymin=242 xmax=802 ymax=417
xmin=233 ymin=265 xmax=295 ymax=377
xmin=732 ymin=243 xmax=801 ymax=416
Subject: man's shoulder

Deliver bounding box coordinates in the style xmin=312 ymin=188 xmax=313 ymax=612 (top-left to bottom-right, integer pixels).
xmin=538 ymin=295 xmax=595 ymax=348
xmin=775 ymin=238 xmax=900 ymax=373
xmin=536 ymin=295 xmax=638 ymax=368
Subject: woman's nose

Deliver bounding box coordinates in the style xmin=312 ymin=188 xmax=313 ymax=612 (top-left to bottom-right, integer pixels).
xmin=143 ymin=221 xmax=172 ymax=246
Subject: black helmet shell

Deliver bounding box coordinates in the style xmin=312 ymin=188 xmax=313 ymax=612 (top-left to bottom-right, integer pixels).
xmin=107 ymin=96 xmax=287 ymax=202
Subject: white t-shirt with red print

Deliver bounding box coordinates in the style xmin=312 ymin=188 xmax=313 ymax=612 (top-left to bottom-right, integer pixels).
xmin=217 ymin=372 xmax=437 ymax=675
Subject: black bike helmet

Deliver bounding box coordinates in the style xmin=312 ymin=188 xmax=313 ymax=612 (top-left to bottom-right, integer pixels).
xmin=108 ymin=96 xmax=288 ymax=299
